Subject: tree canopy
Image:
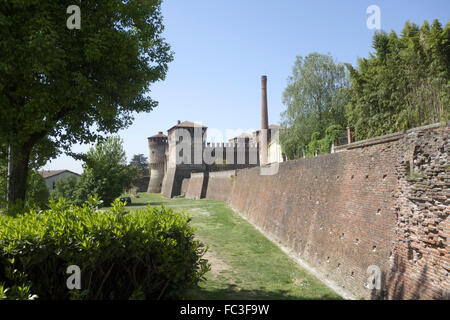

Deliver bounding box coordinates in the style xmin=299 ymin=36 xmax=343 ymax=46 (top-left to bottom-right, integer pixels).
xmin=74 ymin=136 xmax=134 ymax=205
xmin=280 ymin=19 xmax=449 ymax=157
xmin=0 ymin=0 xmax=173 ymax=206
xmin=346 ymin=19 xmax=450 ymax=140
xmin=129 ymin=153 xmax=149 ymax=178
xmin=280 ymin=53 xmax=349 ymax=159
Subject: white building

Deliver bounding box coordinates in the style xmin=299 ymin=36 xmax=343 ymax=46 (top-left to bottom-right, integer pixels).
xmin=38 ymin=170 xmax=80 ymax=191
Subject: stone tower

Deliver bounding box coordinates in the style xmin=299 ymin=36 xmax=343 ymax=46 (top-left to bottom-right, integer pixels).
xmin=147 ymin=132 xmax=168 ymax=193
xmin=161 ymin=121 xmax=207 ymax=198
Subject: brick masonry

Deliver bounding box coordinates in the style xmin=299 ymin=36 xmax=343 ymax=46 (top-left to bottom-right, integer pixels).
xmin=185 ymin=172 xmax=206 ymax=200
xmin=180 ymin=178 xmax=190 ymax=197
xmin=203 ymin=124 xmax=449 ymax=299
xmin=205 ymin=170 xmax=236 ymax=202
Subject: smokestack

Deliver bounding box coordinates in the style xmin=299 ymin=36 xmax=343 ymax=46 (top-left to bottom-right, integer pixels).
xmin=261 ymin=75 xmax=268 ymax=130
xmin=260 ymin=75 xmax=268 ymax=166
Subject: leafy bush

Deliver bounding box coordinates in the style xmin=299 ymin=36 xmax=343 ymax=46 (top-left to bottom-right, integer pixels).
xmin=0 ymin=258 xmax=37 ymax=300
xmin=0 ymin=197 xmax=210 ymax=300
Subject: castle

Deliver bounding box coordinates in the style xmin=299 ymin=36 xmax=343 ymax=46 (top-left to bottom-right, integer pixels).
xmin=146 ymin=75 xmax=285 ymax=197
xmin=144 ymin=75 xmax=449 ymax=300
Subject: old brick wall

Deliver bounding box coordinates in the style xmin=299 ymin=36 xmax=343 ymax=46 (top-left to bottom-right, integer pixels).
xmin=205 ymin=170 xmax=236 ymax=201
xmin=180 ymin=178 xmax=190 ymax=197
xmin=387 ymin=127 xmax=449 ymax=299
xmin=185 ymin=172 xmax=205 ymax=200
xmin=204 ymin=125 xmax=448 ymax=299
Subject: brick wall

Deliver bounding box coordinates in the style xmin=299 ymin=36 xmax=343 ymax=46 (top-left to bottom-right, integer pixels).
xmin=203 ymin=124 xmax=448 ymax=299
xmin=387 ymin=127 xmax=449 ymax=299
xmin=180 ymin=178 xmax=190 ymax=197
xmin=205 ymin=170 xmax=236 ymax=201
xmin=185 ymin=172 xmax=206 ymax=200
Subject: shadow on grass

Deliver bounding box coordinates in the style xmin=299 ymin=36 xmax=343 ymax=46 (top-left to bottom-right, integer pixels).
xmin=103 ymin=201 xmax=169 ymax=208
xmin=188 ymin=284 xmax=341 ymax=300
xmin=123 ymin=201 xmax=168 ymax=207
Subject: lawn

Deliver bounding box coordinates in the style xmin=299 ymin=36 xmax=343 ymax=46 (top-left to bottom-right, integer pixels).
xmin=122 ymin=192 xmax=342 ymax=300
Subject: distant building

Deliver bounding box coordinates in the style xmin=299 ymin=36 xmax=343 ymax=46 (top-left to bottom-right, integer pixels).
xmin=267 ymin=127 xmax=286 ymax=164
xmin=38 ymin=170 xmax=80 ymax=191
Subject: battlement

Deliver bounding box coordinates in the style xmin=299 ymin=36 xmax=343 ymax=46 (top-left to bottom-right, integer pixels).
xmin=204 ymin=141 xmax=259 ymax=166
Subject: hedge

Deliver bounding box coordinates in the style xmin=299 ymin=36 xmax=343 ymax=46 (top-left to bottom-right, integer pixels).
xmin=0 ymin=196 xmax=210 ymax=300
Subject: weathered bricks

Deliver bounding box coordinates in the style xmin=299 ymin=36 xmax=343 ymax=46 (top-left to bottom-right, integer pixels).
xmin=204 ymin=125 xmax=449 ymax=300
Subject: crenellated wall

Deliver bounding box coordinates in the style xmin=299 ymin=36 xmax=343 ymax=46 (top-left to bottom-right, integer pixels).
xmin=202 ymin=124 xmax=449 ymax=299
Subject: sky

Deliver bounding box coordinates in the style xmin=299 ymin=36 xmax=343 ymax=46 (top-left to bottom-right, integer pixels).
xmin=44 ymin=0 xmax=450 ymax=174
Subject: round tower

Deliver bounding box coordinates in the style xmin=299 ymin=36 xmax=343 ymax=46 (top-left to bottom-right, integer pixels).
xmin=147 ymin=132 xmax=168 ymax=193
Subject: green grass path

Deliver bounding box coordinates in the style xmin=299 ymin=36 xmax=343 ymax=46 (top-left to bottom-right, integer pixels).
xmin=124 ymin=193 xmax=341 ymax=300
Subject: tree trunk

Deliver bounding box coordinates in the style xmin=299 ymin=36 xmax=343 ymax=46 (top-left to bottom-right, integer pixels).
xmin=7 ymin=142 xmax=33 ymax=206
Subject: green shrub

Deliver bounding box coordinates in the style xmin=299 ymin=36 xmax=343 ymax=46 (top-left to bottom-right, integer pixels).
xmin=0 ymin=197 xmax=210 ymax=300
xmin=0 ymin=258 xmax=37 ymax=300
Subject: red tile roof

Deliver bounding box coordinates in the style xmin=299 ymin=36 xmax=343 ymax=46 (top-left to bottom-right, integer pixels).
xmin=38 ymin=170 xmax=80 ymax=179
xmin=167 ymin=121 xmax=207 ymax=132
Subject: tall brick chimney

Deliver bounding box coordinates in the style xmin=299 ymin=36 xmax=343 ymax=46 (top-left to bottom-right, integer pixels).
xmin=261 ymin=75 xmax=268 ymax=131
xmin=260 ymin=75 xmax=268 ymax=166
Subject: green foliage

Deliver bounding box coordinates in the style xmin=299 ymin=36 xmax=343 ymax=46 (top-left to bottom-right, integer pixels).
xmin=306 ymin=125 xmax=343 ymax=156
xmin=129 ymin=154 xmax=149 ymax=178
xmin=0 ymin=258 xmax=37 ymax=300
xmin=0 ymin=156 xmax=6 ymax=210
xmin=1 ymin=169 xmax=49 ymax=216
xmin=0 ymin=0 xmax=173 ymax=205
xmin=25 ymin=170 xmax=49 ymax=210
xmin=346 ymin=19 xmax=450 ymax=140
xmin=50 ymin=175 xmax=79 ymax=204
xmin=280 ymin=53 xmax=349 ymax=159
xmin=74 ymin=137 xmax=136 ymax=206
xmin=0 ymin=197 xmax=210 ymax=300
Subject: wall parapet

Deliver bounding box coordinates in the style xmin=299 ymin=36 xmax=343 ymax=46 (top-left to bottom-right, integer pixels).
xmin=335 ymin=122 xmax=448 ymax=152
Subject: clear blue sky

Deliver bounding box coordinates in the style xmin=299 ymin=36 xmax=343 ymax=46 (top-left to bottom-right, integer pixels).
xmin=45 ymin=0 xmax=450 ymax=174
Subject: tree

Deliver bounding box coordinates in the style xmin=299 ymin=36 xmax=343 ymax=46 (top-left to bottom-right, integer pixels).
xmin=74 ymin=136 xmax=134 ymax=206
xmin=280 ymin=53 xmax=349 ymax=159
xmin=25 ymin=170 xmax=50 ymax=210
xmin=346 ymin=19 xmax=450 ymax=141
xmin=306 ymin=124 xmax=343 ymax=156
xmin=0 ymin=1 xmax=173 ymax=207
xmin=1 ymin=168 xmax=50 ymax=215
xmin=50 ymin=175 xmax=79 ymax=204
xmin=129 ymin=153 xmax=149 ymax=178
xmin=1 ymin=151 xmax=49 ymax=213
